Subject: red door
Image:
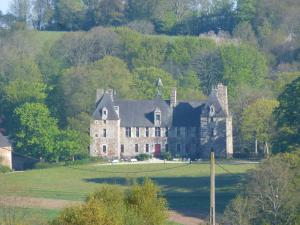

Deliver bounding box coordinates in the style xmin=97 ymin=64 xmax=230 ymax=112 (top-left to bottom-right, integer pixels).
xmin=154 ymin=144 xmax=161 ymax=157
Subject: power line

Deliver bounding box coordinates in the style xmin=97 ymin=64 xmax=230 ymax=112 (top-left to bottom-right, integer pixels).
xmin=215 ymin=162 xmax=234 ymax=175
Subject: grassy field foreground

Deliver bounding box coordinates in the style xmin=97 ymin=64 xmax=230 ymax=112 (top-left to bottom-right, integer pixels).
xmin=0 ymin=162 xmax=256 ymax=222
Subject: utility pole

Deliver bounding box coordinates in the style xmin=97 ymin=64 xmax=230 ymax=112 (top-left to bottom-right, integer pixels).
xmin=210 ymin=148 xmax=216 ymax=225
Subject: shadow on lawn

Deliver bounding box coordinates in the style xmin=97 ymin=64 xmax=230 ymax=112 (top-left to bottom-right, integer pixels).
xmin=83 ymin=174 xmax=244 ymax=219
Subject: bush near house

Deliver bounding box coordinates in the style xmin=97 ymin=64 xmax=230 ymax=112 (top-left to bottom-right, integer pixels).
xmin=0 ymin=165 xmax=11 ymax=173
xmin=136 ymin=153 xmax=151 ymax=161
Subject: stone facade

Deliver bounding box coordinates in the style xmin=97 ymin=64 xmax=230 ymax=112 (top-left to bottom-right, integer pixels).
xmin=90 ymin=84 xmax=233 ymax=159
xmin=0 ymin=133 xmax=12 ymax=169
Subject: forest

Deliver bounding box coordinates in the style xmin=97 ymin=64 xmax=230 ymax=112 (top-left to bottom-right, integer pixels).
xmin=0 ymin=0 xmax=299 ymax=161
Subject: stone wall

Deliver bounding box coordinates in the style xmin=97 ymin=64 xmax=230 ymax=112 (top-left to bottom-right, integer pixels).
xmin=200 ymin=116 xmax=227 ymax=158
xmin=90 ymin=119 xmax=120 ymax=158
xmin=0 ymin=147 xmax=12 ymax=169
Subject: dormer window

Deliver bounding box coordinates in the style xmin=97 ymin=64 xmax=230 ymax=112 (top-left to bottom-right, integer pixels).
xmin=209 ymin=105 xmax=215 ymax=117
xmin=154 ymin=108 xmax=161 ymax=126
xmin=114 ymin=106 xmax=119 ymax=116
xmin=102 ymin=107 xmax=108 ymax=120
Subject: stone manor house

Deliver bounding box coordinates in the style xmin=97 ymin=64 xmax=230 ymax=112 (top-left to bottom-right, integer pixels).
xmin=90 ymin=84 xmax=233 ymax=159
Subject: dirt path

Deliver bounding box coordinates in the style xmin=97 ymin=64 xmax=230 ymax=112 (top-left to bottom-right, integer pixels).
xmin=0 ymin=196 xmax=205 ymax=225
xmin=0 ymin=196 xmax=81 ymax=209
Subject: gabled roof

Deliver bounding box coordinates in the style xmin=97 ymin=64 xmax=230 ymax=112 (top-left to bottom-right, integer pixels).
xmin=92 ymin=86 xmax=229 ymax=127
xmin=202 ymin=92 xmax=227 ymax=117
xmin=92 ymin=93 xmax=119 ymax=120
xmin=115 ymin=97 xmax=172 ymax=127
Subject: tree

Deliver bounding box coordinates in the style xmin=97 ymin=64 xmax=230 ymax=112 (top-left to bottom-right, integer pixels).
xmin=221 ymin=196 xmax=253 ymax=225
xmin=60 ymin=56 xmax=133 ymax=118
xmin=190 ymin=50 xmax=223 ymax=95
xmin=98 ymin=0 xmax=125 ymax=26
xmin=125 ymin=0 xmax=159 ymax=21
xmin=274 ymin=77 xmax=300 ymax=153
xmin=32 ymin=0 xmax=54 ymax=30
xmin=222 ymin=156 xmax=299 ymax=225
xmin=246 ymin=157 xmax=298 ymax=225
xmin=51 ymin=179 xmax=168 ymax=225
xmin=14 ymin=103 xmax=60 ymax=161
xmin=236 ymin=0 xmax=256 ymax=23
xmin=132 ymin=67 xmax=176 ymax=99
xmin=53 ymin=0 xmax=85 ymax=31
xmin=220 ymin=44 xmax=268 ymax=97
xmin=126 ymin=178 xmax=168 ymax=225
xmin=9 ymin=0 xmax=31 ymax=24
xmin=3 ymin=79 xmax=47 ymax=106
xmin=241 ymin=99 xmax=278 ymax=155
xmin=57 ymin=129 xmax=89 ymax=161
xmin=232 ymin=22 xmax=257 ymax=46
xmin=51 ymin=28 xmax=121 ymax=67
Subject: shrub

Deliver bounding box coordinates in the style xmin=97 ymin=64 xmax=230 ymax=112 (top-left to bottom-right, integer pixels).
xmin=136 ymin=153 xmax=150 ymax=161
xmin=51 ymin=179 xmax=168 ymax=225
xmin=0 ymin=165 xmax=11 ymax=173
xmin=160 ymin=152 xmax=172 ymax=161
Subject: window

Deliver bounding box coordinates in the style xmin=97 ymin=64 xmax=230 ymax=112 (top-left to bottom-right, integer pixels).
xmin=177 ymin=144 xmax=181 ymax=152
xmin=165 ymin=144 xmax=169 ymax=152
xmin=103 ymin=129 xmax=107 ymax=137
xmin=145 ymin=144 xmax=149 ymax=153
xmin=177 ymin=127 xmax=181 ymax=137
xmin=125 ymin=127 xmax=131 ymax=137
xmin=102 ymin=107 xmax=108 ymax=120
xmin=136 ymin=127 xmax=140 ymax=137
xmin=210 ymin=117 xmax=214 ymax=122
xmin=211 ymin=128 xmax=217 ymax=137
xmin=155 ymin=114 xmax=161 ymax=122
xmin=186 ymin=144 xmax=190 ymax=153
xmin=146 ymin=127 xmax=150 ymax=137
xmin=165 ymin=127 xmax=169 ymax=137
xmin=121 ymin=144 xmax=124 ymax=153
xmin=154 ymin=108 xmax=161 ymax=126
xmin=104 ymin=120 xmax=106 ymax=124
xmin=135 ymin=144 xmax=139 ymax=152
xmin=103 ymin=145 xmax=107 ymax=154
xmin=155 ymin=127 xmax=161 ymax=137
xmin=209 ymin=105 xmax=215 ymax=117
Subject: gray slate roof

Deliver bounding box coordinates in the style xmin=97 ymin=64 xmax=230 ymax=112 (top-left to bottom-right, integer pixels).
xmin=92 ymin=93 xmax=226 ymax=127
xmin=115 ymin=97 xmax=172 ymax=127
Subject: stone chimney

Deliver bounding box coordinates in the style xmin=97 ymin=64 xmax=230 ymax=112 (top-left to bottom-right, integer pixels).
xmin=170 ymin=87 xmax=177 ymax=107
xmin=106 ymin=89 xmax=114 ymax=101
xmin=96 ymin=89 xmax=104 ymax=104
xmin=212 ymin=84 xmax=229 ymax=115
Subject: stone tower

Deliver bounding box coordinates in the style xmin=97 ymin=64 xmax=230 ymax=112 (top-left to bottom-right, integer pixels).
xmin=200 ymin=84 xmax=233 ymax=158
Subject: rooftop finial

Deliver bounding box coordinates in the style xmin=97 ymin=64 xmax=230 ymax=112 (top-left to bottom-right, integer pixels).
xmin=156 ymin=77 xmax=163 ymax=97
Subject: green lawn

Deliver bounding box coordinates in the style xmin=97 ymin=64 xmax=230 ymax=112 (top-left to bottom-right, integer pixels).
xmin=0 ymin=162 xmax=256 ymax=221
xmin=0 ymin=207 xmax=60 ymax=225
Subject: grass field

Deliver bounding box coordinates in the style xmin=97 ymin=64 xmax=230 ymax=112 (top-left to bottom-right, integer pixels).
xmin=0 ymin=162 xmax=256 ymax=223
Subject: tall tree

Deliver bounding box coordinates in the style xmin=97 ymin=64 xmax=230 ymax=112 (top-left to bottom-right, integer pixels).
xmin=99 ymin=0 xmax=126 ymax=26
xmin=126 ymin=0 xmax=159 ymax=21
xmin=9 ymin=0 xmax=31 ymax=24
xmin=132 ymin=67 xmax=176 ymax=99
xmin=274 ymin=77 xmax=300 ymax=153
xmin=32 ymin=0 xmax=54 ymax=30
xmin=241 ymin=98 xmax=278 ymax=155
xmin=53 ymin=0 xmax=85 ymax=31
xmin=14 ymin=103 xmax=60 ymax=161
xmin=222 ymin=156 xmax=299 ymax=225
